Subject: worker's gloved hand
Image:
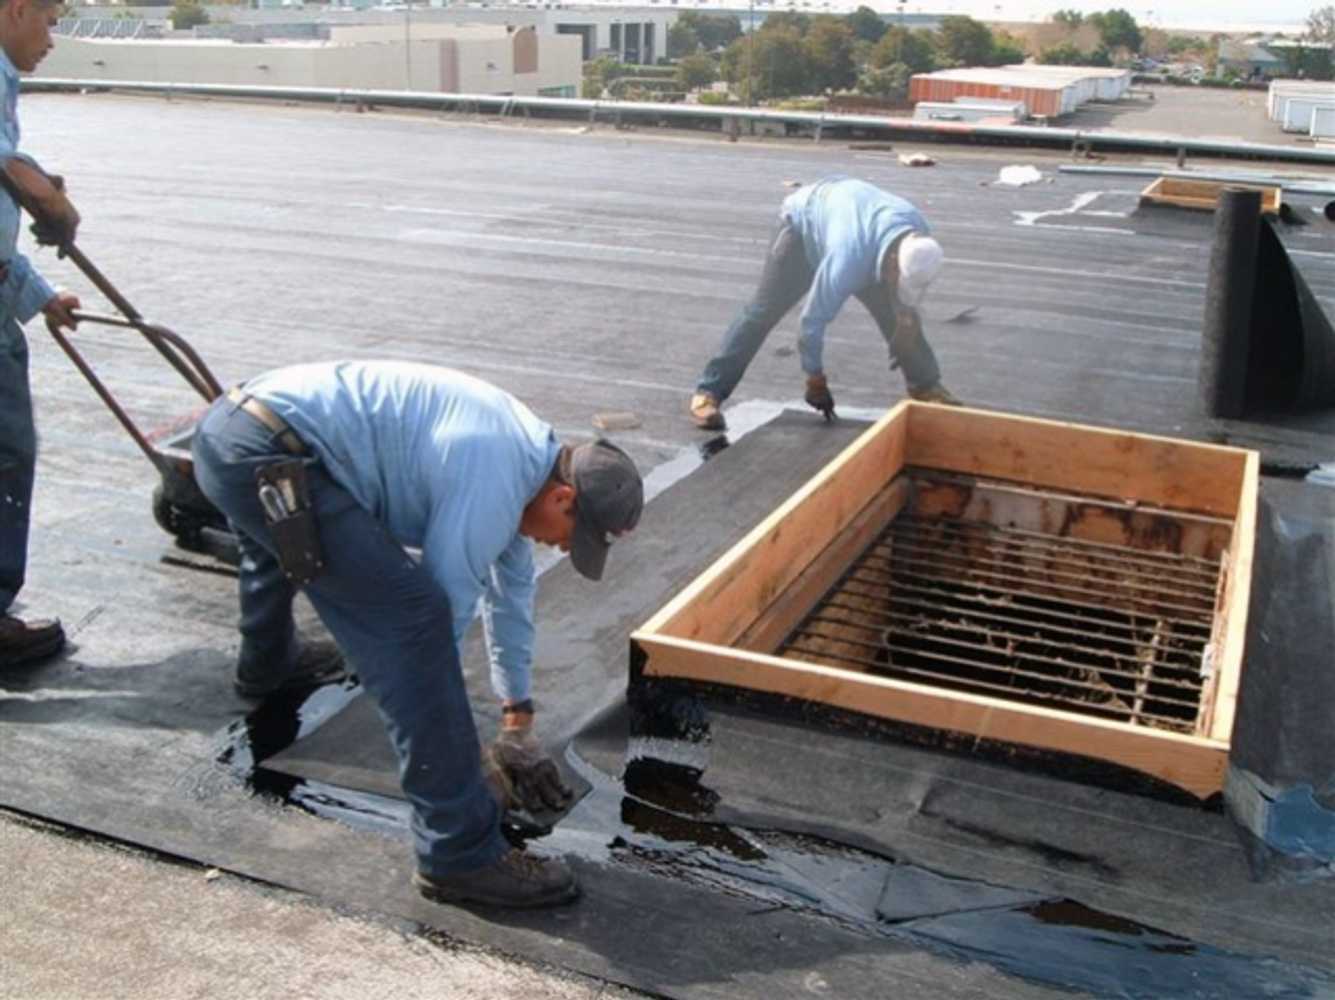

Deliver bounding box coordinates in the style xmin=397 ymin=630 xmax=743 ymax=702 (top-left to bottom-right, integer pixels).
xmin=804 ymin=373 xmax=836 ymax=421
xmin=0 ymin=155 xmax=80 ymax=252
xmin=488 ymin=714 xmax=574 ymax=816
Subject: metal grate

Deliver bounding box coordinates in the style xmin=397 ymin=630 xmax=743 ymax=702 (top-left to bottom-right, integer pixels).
xmin=779 ymin=514 xmax=1222 ymax=735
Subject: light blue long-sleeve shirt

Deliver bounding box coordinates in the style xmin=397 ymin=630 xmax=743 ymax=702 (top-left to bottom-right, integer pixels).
xmin=781 ymin=175 xmax=930 ymax=376
xmin=0 ymin=49 xmax=57 ymax=329
xmin=246 ymin=361 xmax=561 ymax=703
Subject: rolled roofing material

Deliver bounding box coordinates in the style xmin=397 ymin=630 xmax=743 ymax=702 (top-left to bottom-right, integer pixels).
xmin=1200 ymin=188 xmax=1262 ymax=419
xmin=1200 ymin=186 xmax=1335 ymax=417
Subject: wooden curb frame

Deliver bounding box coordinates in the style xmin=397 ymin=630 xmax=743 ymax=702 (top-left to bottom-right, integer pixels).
xmin=1141 ymin=176 xmax=1282 ymax=215
xmin=631 ymin=403 xmax=1259 ymax=799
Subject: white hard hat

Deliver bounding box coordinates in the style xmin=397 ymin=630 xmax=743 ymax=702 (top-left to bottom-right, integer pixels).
xmin=897 ymin=233 xmax=944 ymax=308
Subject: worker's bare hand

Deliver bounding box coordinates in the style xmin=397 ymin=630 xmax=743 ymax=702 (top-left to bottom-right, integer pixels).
xmin=43 ymin=291 xmax=80 ymax=334
xmin=490 ymin=722 xmax=573 ymax=815
xmin=804 ymin=373 xmax=836 ymax=422
xmin=3 ymin=156 xmax=80 ymax=250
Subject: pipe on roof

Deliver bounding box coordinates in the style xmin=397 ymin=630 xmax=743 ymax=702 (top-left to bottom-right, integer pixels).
xmin=1059 ymin=164 xmax=1335 ymax=196
xmin=26 ymin=77 xmax=1335 ymax=167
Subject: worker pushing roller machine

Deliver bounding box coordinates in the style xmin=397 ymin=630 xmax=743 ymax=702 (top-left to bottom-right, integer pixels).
xmin=689 ymin=174 xmax=960 ymax=431
xmin=191 ymin=361 xmax=643 ymax=908
xmin=0 ymin=0 xmax=82 ymax=670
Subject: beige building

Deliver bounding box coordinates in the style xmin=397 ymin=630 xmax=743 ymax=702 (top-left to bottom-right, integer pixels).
xmin=35 ymin=23 xmax=582 ymax=96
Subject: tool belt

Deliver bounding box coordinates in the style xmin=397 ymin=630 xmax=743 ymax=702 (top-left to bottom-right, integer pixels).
xmin=226 ymin=387 xmax=307 ymax=456
xmin=226 ymin=388 xmax=325 ymax=585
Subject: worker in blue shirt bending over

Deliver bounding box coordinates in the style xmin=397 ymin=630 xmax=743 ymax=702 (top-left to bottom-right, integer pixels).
xmin=0 ymin=0 xmax=82 ymax=670
xmin=192 ymin=361 xmax=643 ymax=909
xmin=689 ymin=175 xmax=959 ymax=431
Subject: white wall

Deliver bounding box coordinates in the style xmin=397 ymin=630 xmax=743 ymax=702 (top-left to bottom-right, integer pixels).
xmin=34 ymin=33 xmax=577 ymax=95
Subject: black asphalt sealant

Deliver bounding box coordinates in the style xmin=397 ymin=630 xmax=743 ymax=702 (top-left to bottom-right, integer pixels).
xmin=207 ymin=413 xmax=1332 ymax=1000
xmin=215 ymin=683 xmax=1333 ymax=1000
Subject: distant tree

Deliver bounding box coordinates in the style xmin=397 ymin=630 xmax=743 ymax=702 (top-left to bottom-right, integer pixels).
xmin=764 ymin=11 xmax=812 ymax=36
xmin=856 ymin=61 xmax=911 ymax=100
xmin=804 ymin=16 xmax=857 ymax=91
xmin=1163 ymin=34 xmax=1207 ymax=55
xmin=847 ymin=5 xmax=887 ymax=44
xmin=675 ymin=51 xmax=717 ymax=90
xmin=871 ymin=25 xmax=936 ymax=73
xmin=1307 ymin=5 xmax=1335 ymax=43
xmin=676 ymin=12 xmax=743 ymax=52
xmin=169 ymin=0 xmax=208 ymax=29
xmin=722 ymin=24 xmax=811 ymax=101
xmin=1051 ymin=9 xmax=1084 ymax=28
xmin=582 ymin=56 xmax=631 ymax=98
xmin=936 ymin=15 xmax=995 ymax=67
xmin=1088 ymin=8 xmax=1142 ymax=54
xmin=991 ymin=28 xmax=1028 ymax=65
xmin=667 ymin=21 xmax=700 ymax=58
xmin=1087 ymin=44 xmax=1114 ymax=66
xmin=1039 ymin=41 xmax=1087 ymax=64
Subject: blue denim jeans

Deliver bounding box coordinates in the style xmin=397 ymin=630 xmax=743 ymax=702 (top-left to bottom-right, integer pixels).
xmin=0 ymin=322 xmax=36 ymax=613
xmin=696 ymin=219 xmax=942 ymax=402
xmin=192 ymin=397 xmax=507 ymax=876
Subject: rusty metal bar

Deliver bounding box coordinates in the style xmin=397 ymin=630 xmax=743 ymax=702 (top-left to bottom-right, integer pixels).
xmin=852 ymin=561 xmax=1213 ymax=635
xmin=819 ymin=598 xmax=1205 ymax=687
xmin=892 ymin=526 xmax=1221 ymax=598
xmin=785 ymin=635 xmax=1195 ymax=731
xmin=888 ymin=520 xmax=1221 ymax=595
xmin=900 ymin=512 xmax=1221 ymax=575
xmin=779 ymin=508 xmax=1218 ymax=733
xmin=801 ymin=613 xmax=1203 ymax=703
xmin=833 ymin=583 xmax=1207 ymax=663
xmin=878 ymin=537 xmax=1216 ymax=617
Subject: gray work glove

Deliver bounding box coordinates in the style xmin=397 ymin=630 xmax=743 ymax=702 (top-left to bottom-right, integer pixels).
xmin=804 ymin=373 xmax=837 ymax=422
xmin=487 ymin=718 xmax=574 ymax=816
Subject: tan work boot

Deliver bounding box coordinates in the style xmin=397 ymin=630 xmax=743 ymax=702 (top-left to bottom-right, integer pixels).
xmin=909 ymin=383 xmax=963 ymax=406
xmin=688 ymin=391 xmax=726 ymax=431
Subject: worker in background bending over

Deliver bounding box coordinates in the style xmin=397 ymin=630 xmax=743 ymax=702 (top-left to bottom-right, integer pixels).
xmin=192 ymin=361 xmax=643 ymax=908
xmin=689 ymin=175 xmax=959 ymax=431
xmin=0 ymin=0 xmax=81 ymax=670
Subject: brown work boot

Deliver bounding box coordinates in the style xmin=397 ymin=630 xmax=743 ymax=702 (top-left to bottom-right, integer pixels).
xmin=688 ymin=391 xmax=726 ymax=431
xmin=0 ymin=614 xmax=65 ymax=670
xmin=234 ymin=639 xmax=348 ymax=699
xmin=909 ymin=383 xmax=963 ymax=406
xmin=414 ymin=848 xmax=579 ymax=909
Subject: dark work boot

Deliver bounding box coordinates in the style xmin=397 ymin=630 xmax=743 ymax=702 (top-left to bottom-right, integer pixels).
xmin=234 ymin=638 xmax=348 ymax=699
xmin=414 ymin=848 xmax=579 ymax=909
xmin=0 ymin=615 xmax=65 ymax=670
xmin=908 ymin=383 xmax=963 ymax=406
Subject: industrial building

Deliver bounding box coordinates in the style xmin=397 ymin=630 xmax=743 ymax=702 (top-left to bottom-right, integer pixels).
xmin=909 ymin=64 xmax=1132 ymax=120
xmin=37 ymin=22 xmax=584 ymax=95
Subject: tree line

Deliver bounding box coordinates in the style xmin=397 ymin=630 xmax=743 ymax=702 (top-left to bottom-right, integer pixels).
xmin=605 ymin=7 xmax=1153 ymax=104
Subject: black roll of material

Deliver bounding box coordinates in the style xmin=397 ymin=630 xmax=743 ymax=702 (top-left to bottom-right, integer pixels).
xmin=1200 ymin=188 xmax=1261 ymax=419
xmin=1200 ymin=188 xmax=1335 ymax=416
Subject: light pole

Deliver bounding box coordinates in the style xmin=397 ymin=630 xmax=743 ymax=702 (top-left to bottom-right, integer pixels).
xmin=403 ymin=5 xmax=412 ymax=90
xmin=746 ymin=0 xmax=755 ymax=107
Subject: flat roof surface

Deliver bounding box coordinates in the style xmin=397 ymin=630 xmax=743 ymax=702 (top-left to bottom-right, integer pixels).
xmin=6 ymin=92 xmax=1335 ymax=998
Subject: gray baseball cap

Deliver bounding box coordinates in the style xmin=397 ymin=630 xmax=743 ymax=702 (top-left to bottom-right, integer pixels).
xmin=570 ymin=439 xmax=643 ymax=581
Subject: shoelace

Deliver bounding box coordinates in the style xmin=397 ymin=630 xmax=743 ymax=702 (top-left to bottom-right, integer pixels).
xmin=502 ymin=850 xmax=551 ymax=881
